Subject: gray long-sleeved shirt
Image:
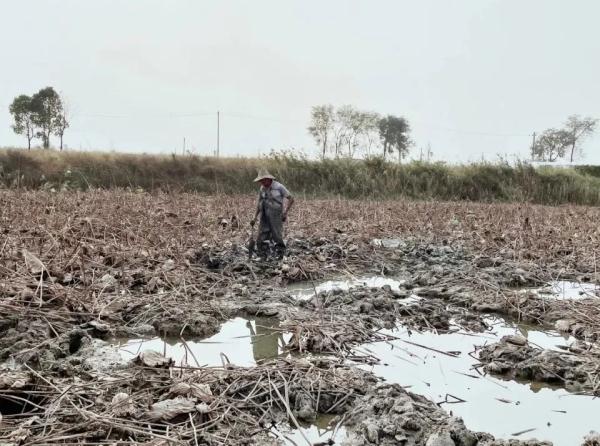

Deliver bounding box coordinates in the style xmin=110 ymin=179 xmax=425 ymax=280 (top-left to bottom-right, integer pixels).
xmin=257 ymin=181 xmax=291 ymax=213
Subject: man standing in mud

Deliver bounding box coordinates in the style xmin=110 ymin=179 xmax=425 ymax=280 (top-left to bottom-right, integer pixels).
xmin=250 ymin=169 xmax=294 ymax=260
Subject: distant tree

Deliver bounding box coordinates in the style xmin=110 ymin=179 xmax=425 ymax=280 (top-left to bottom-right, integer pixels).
xmin=31 ymin=87 xmax=64 ymax=149
xmin=331 ymin=106 xmax=351 ymax=157
xmin=363 ymin=112 xmax=381 ymax=157
xmin=54 ymin=100 xmax=70 ymax=151
xmin=417 ymin=143 xmax=434 ymax=161
xmin=563 ymin=115 xmax=597 ymax=162
xmin=378 ymin=115 xmax=412 ymax=162
xmin=308 ymin=105 xmax=412 ymax=160
xmin=532 ymin=128 xmax=572 ymax=162
xmin=308 ymin=104 xmax=334 ymax=160
xmin=9 ymin=95 xmax=37 ymax=150
xmin=337 ymin=105 xmax=366 ymax=158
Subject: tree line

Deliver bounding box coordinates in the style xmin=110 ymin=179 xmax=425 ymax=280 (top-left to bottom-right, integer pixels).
xmin=308 ymin=106 xmax=600 ymax=164
xmin=307 ymin=105 xmax=412 ymax=161
xmin=9 ymin=87 xmax=69 ymax=150
xmin=532 ymin=115 xmax=597 ymax=163
xmin=7 ymin=89 xmax=597 ymax=163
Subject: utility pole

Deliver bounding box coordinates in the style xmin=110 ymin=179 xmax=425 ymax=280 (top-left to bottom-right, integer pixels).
xmin=216 ymin=111 xmax=220 ymax=158
xmin=530 ymin=132 xmax=536 ymax=161
xmin=182 ymin=137 xmax=186 ymax=156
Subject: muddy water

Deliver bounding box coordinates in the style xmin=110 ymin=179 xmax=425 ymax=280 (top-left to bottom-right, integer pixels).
xmin=370 ymin=238 xmax=403 ymax=249
xmin=117 ymin=317 xmax=291 ymax=367
xmin=272 ymin=414 xmax=354 ymax=445
xmin=116 ymin=318 xmax=341 ymax=444
xmin=287 ymin=275 xmax=421 ymax=302
xmin=530 ymin=280 xmax=599 ymax=300
xmin=115 ymin=312 xmax=598 ymax=445
xmin=358 ymin=318 xmax=598 ymax=446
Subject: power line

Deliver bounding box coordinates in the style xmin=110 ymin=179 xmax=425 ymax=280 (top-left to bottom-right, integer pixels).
xmin=212 ymin=111 xmax=304 ymax=124
xmin=411 ymin=120 xmax=531 ymax=137
xmin=76 ymin=111 xmax=531 ymax=137
xmin=74 ymin=110 xmax=532 ymax=137
xmin=73 ymin=110 xmax=305 ymax=126
xmin=75 ymin=111 xmax=216 ymax=119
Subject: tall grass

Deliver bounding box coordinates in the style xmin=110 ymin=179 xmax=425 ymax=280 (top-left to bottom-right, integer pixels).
xmin=1 ymin=148 xmax=600 ymax=205
xmin=574 ymin=165 xmax=600 ymax=178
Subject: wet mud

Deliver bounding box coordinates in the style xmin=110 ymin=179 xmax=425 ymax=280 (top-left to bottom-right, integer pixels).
xmin=1 ymin=192 xmax=600 ymax=445
xmin=479 ymin=335 xmax=600 ymax=395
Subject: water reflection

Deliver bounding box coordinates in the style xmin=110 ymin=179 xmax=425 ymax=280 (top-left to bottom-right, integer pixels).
xmin=246 ymin=317 xmax=285 ymax=363
xmin=274 ymin=413 xmax=351 ymax=445
xmin=358 ymin=318 xmax=597 ymax=446
xmin=114 ymin=315 xmax=598 ymax=446
xmin=529 ymin=280 xmax=599 ymax=300
xmin=370 ymin=238 xmax=403 ymax=249
xmin=287 ymin=275 xmax=412 ymax=300
xmin=117 ymin=317 xmax=289 ymax=367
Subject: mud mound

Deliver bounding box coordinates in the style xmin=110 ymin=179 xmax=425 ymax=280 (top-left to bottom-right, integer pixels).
xmin=479 ymin=336 xmax=600 ymax=395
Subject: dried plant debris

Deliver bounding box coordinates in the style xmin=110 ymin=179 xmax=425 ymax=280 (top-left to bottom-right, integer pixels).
xmin=1 ymin=191 xmax=600 ymax=444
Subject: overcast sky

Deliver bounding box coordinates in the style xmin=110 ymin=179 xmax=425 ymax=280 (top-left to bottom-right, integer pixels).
xmin=1 ymin=0 xmax=599 ymax=162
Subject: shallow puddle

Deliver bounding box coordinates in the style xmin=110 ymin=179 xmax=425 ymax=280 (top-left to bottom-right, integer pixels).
xmin=117 ymin=317 xmax=291 ymax=367
xmin=358 ymin=318 xmax=597 ymax=446
xmin=529 ymin=280 xmax=599 ymax=300
xmin=273 ymin=414 xmax=353 ymax=445
xmin=287 ymin=275 xmax=415 ymax=301
xmin=115 ymin=314 xmax=597 ymax=445
xmin=370 ymin=238 xmax=403 ymax=249
xmin=116 ymin=318 xmax=343 ymax=445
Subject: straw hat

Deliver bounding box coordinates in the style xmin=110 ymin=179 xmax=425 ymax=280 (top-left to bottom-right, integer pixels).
xmin=253 ymin=168 xmax=276 ymax=182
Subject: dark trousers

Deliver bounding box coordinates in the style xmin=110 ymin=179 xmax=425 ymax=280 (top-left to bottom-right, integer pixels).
xmin=257 ymin=206 xmax=285 ymax=258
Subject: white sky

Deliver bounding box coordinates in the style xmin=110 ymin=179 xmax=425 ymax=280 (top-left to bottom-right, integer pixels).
xmin=1 ymin=0 xmax=599 ymax=162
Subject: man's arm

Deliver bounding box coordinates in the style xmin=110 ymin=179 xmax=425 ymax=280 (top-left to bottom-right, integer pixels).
xmin=251 ymin=194 xmax=261 ymax=226
xmin=279 ymin=183 xmax=294 ymax=221
xmin=283 ymin=195 xmax=294 ymax=221
xmin=254 ymin=203 xmax=261 ymax=219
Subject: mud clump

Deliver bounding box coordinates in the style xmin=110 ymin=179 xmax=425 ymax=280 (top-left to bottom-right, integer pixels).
xmin=60 ymin=338 xmax=131 ymax=374
xmin=296 ymin=283 xmax=490 ymax=335
xmin=341 ymin=383 xmax=551 ymax=446
xmin=479 ymin=336 xmax=600 ymax=395
xmin=297 ymin=285 xmax=405 ymax=328
xmin=151 ymin=310 xmax=221 ymax=338
xmin=282 ymin=314 xmax=395 ymax=359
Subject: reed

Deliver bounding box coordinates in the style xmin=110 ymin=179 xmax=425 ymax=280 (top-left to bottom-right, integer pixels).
xmin=1 ymin=148 xmax=600 ymax=205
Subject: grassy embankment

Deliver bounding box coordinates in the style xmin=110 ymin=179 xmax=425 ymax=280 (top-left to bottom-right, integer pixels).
xmin=1 ymin=148 xmax=600 ymax=205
